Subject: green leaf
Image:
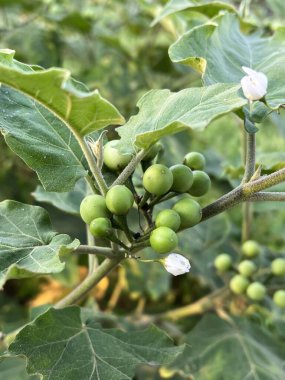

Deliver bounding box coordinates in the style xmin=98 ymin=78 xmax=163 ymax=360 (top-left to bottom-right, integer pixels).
xmin=0 ymin=87 xmax=88 ymax=192
xmin=169 ymin=13 xmax=285 ymax=109
xmin=32 ymin=178 xmax=86 ymax=215
xmin=162 ymin=314 xmax=285 ymax=380
xmin=0 ymin=49 xmax=124 ymax=136
xmin=152 ymin=0 xmax=236 ymax=26
xmin=117 ymin=84 xmax=246 ymax=153
xmin=9 ymin=306 xmax=184 ymax=380
xmin=0 ymin=200 xmax=79 ymax=288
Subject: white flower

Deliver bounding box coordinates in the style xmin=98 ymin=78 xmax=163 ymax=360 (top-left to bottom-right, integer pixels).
xmin=241 ymin=66 xmax=268 ymax=101
xmin=162 ymin=253 xmax=191 ymax=276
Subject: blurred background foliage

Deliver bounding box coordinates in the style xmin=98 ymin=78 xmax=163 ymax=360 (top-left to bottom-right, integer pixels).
xmin=1 ymin=1 xmax=285 ymax=378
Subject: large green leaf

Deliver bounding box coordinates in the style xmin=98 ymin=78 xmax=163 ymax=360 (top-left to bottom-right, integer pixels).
xmin=162 ymin=314 xmax=285 ymax=380
xmin=117 ymin=84 xmax=246 ymax=153
xmin=32 ymin=178 xmax=86 ymax=215
xmin=0 ymin=87 xmax=88 ymax=192
xmin=0 ymin=49 xmax=124 ymax=135
xmin=169 ymin=13 xmax=285 ymax=109
xmin=8 ymin=306 xmax=184 ymax=380
xmin=152 ymin=0 xmax=236 ymax=25
xmin=0 ymin=200 xmax=79 ymax=288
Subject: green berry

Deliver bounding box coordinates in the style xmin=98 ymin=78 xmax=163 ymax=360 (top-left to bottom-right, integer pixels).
xmin=90 ymin=218 xmax=112 ymax=238
xmin=273 ymin=290 xmax=285 ymax=308
xmin=230 ymin=275 xmax=249 ymax=294
xmin=241 ymin=240 xmax=261 ymax=258
xmin=80 ymin=194 xmax=110 ymax=224
xmin=150 ymin=226 xmax=178 ymax=254
xmin=155 ymin=209 xmax=181 ymax=232
xmin=246 ymin=282 xmax=266 ymax=301
xmin=106 ymin=185 xmax=134 ymax=215
xmin=183 ymin=152 xmax=206 ymax=170
xmin=172 ymin=197 xmax=201 ymax=229
xmin=188 ymin=171 xmax=211 ymax=197
xmin=238 ymin=260 xmax=257 ymax=277
xmin=142 ymin=143 xmax=163 ymax=161
xmin=271 ymin=258 xmax=285 ymax=276
xmin=103 ymin=140 xmax=132 ymax=172
xmin=214 ymin=254 xmax=232 ymax=272
xmin=143 ymin=164 xmax=173 ymax=196
xmin=170 ymin=164 xmax=193 ymax=193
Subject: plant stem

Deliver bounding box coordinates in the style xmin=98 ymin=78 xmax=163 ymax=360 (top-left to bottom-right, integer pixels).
xmin=155 ymin=288 xmax=229 ymax=321
xmin=55 ymin=257 xmax=124 ymax=308
xmin=112 ymin=149 xmax=147 ymax=186
xmin=249 ymin=191 xmax=285 ymax=201
xmin=242 ymin=202 xmax=252 ymax=242
xmin=73 ymin=130 xmax=108 ymax=195
xmin=72 ymin=245 xmax=119 ymax=258
xmin=242 ymin=132 xmax=256 ymax=183
xmin=86 ymin=226 xmax=98 ymax=274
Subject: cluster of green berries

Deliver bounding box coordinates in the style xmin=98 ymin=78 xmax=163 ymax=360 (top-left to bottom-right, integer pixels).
xmin=214 ymin=240 xmax=285 ymax=308
xmin=79 ymin=140 xmax=211 ymax=255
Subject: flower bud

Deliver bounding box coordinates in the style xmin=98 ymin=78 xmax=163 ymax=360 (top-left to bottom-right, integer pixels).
xmin=241 ymin=66 xmax=268 ymax=101
xmin=162 ymin=253 xmax=191 ymax=276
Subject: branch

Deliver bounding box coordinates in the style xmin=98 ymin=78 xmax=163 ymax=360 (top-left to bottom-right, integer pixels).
xmin=72 ymin=245 xmax=120 ymax=258
xmin=112 ymin=149 xmax=147 ymax=186
xmin=55 ymin=256 xmax=124 ymax=308
xmin=249 ymin=191 xmax=285 ymax=201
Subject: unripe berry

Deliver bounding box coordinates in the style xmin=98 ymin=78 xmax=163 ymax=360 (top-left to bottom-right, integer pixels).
xmin=80 ymin=194 xmax=110 ymax=224
xmin=238 ymin=260 xmax=257 ymax=277
xmin=246 ymin=282 xmax=266 ymax=301
xmin=183 ymin=152 xmax=206 ymax=170
xmin=143 ymin=164 xmax=173 ymax=196
xmin=106 ymin=185 xmax=134 ymax=215
xmin=214 ymin=254 xmax=232 ymax=272
xmin=230 ymin=275 xmax=249 ymax=294
xmin=271 ymin=258 xmax=285 ymax=276
xmin=150 ymin=226 xmax=178 ymax=254
xmin=172 ymin=197 xmax=201 ymax=229
xmin=89 ymin=218 xmax=112 ymax=238
xmin=241 ymin=240 xmax=261 ymax=258
xmin=103 ymin=140 xmax=132 ymax=171
xmin=155 ymin=209 xmax=181 ymax=232
xmin=170 ymin=164 xmax=193 ymax=193
xmin=273 ymin=290 xmax=285 ymax=308
xmin=188 ymin=171 xmax=211 ymax=197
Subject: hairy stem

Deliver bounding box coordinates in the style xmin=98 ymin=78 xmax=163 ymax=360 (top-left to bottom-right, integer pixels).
xmin=112 ymin=149 xmax=147 ymax=186
xmin=55 ymin=257 xmax=123 ymax=308
xmin=72 ymin=245 xmax=119 ymax=258
xmin=74 ymin=131 xmax=108 ymax=195
xmin=242 ymin=132 xmax=256 ymax=183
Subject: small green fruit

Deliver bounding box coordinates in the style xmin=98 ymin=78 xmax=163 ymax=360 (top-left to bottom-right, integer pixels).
xmin=142 ymin=143 xmax=163 ymax=161
xmin=188 ymin=171 xmax=211 ymax=197
xmin=238 ymin=260 xmax=257 ymax=277
xmin=106 ymin=185 xmax=134 ymax=215
xmin=103 ymin=140 xmax=132 ymax=172
xmin=172 ymin=197 xmax=201 ymax=229
xmin=80 ymin=194 xmax=110 ymax=224
xmin=90 ymin=218 xmax=112 ymax=238
xmin=155 ymin=209 xmax=181 ymax=232
xmin=143 ymin=164 xmax=173 ymax=196
xmin=230 ymin=275 xmax=249 ymax=294
xmin=271 ymin=258 xmax=285 ymax=276
xmin=150 ymin=226 xmax=178 ymax=254
xmin=214 ymin=254 xmax=232 ymax=272
xmin=246 ymin=282 xmax=266 ymax=301
xmin=170 ymin=164 xmax=193 ymax=193
xmin=273 ymin=290 xmax=285 ymax=308
xmin=183 ymin=152 xmax=206 ymax=170
xmin=241 ymin=240 xmax=261 ymax=258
